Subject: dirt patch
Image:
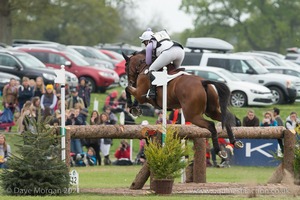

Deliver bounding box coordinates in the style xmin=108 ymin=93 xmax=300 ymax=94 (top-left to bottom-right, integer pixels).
xmin=80 ymin=182 xmax=299 ymax=196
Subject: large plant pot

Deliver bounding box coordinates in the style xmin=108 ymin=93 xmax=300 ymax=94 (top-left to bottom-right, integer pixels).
xmin=153 ymin=179 xmax=174 ymax=195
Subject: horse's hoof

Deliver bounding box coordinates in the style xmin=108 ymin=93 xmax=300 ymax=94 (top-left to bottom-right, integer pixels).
xmin=218 ymin=150 xmax=228 ymax=159
xmin=234 ymin=140 xmax=244 ymax=149
xmin=130 ymin=107 xmax=142 ymax=117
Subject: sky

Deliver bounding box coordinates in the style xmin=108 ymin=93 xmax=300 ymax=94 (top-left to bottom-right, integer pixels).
xmin=135 ymin=0 xmax=194 ymax=33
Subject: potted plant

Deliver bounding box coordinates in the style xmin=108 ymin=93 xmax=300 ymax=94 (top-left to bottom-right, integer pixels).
xmin=144 ymin=128 xmax=189 ymax=195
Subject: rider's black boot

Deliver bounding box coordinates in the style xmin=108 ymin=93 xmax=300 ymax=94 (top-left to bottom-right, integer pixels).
xmin=147 ymin=71 xmax=156 ymax=100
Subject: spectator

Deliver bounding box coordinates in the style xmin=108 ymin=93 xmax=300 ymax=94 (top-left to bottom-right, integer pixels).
xmin=273 ymin=107 xmax=284 ymax=153
xmin=156 ymin=110 xmax=172 ymax=124
xmin=75 ymin=103 xmax=88 ymax=125
xmin=285 ymin=111 xmax=299 ymax=133
xmin=135 ymin=120 xmax=148 ymax=165
xmin=113 ymin=140 xmax=133 ymax=166
xmin=103 ymin=91 xmax=119 ymax=112
xmin=67 ymin=88 xmax=85 ymax=109
xmin=33 ymin=76 xmax=45 ymax=98
xmin=104 ymin=106 xmax=118 ymax=125
xmin=116 ymin=90 xmax=127 ymax=112
xmin=22 ymin=105 xmax=38 ymax=134
xmin=40 ymin=84 xmax=57 ymax=115
xmin=260 ymin=111 xmax=278 ymax=127
xmin=66 ymin=108 xmax=83 ymax=155
xmin=123 ymin=107 xmax=137 ymax=125
xmin=242 ymin=109 xmax=260 ymax=127
xmin=2 ymin=78 xmax=18 ymax=114
xmin=169 ymin=109 xmax=191 ymax=124
xmin=99 ymin=112 xmax=112 ymax=165
xmin=16 ymin=101 xmax=32 ymax=133
xmin=70 ymin=147 xmax=97 ymax=167
xmin=0 ymin=134 xmax=11 ymax=169
xmin=273 ymin=107 xmax=284 ymax=126
xmin=84 ymin=110 xmax=101 ymax=165
xmin=18 ymin=77 xmax=33 ymax=111
xmin=54 ymin=83 xmax=70 ymax=101
xmin=78 ymin=77 xmax=91 ymax=108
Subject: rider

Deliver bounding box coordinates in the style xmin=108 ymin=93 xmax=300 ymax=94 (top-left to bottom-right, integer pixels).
xmin=139 ymin=28 xmax=185 ymax=100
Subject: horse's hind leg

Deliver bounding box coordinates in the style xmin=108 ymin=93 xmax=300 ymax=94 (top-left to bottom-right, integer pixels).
xmin=189 ymin=116 xmax=227 ymax=159
xmin=206 ymin=107 xmax=243 ymax=149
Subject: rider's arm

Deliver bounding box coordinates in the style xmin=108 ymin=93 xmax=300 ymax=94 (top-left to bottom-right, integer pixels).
xmin=145 ymin=42 xmax=154 ymax=65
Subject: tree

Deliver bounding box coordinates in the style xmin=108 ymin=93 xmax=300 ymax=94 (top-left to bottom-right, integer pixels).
xmin=180 ymin=0 xmax=300 ymax=53
xmin=0 ymin=114 xmax=70 ymax=196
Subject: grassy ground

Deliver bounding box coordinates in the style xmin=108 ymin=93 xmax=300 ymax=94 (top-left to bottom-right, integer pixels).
xmin=0 ymin=165 xmax=298 ymax=199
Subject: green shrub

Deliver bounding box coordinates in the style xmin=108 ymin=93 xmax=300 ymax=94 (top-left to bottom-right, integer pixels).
xmin=144 ymin=128 xmax=189 ymax=180
xmin=0 ymin=114 xmax=70 ymax=196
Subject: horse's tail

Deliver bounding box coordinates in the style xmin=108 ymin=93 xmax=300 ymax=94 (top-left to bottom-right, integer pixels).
xmin=201 ymin=80 xmax=233 ymax=128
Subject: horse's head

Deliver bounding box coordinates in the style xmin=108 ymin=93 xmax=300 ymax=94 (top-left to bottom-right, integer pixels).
xmin=122 ymin=50 xmax=148 ymax=87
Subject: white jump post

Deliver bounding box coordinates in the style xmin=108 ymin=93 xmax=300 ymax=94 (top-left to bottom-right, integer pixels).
xmin=152 ymin=67 xmax=168 ymax=145
xmin=54 ymin=65 xmax=66 ymax=161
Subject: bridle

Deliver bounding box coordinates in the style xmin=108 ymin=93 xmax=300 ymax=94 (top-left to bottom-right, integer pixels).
xmin=125 ymin=52 xmax=148 ymax=87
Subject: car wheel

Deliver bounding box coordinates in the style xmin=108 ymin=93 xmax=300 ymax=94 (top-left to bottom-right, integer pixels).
xmin=269 ymin=86 xmax=284 ymax=104
xmin=230 ymin=91 xmax=247 ymax=107
xmin=119 ymin=74 xmax=128 ymax=88
xmin=84 ymin=77 xmax=96 ymax=93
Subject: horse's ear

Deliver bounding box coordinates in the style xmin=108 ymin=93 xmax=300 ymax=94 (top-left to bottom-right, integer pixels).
xmin=122 ymin=52 xmax=130 ymax=62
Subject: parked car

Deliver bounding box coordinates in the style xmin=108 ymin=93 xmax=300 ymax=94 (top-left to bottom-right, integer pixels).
xmin=114 ymin=60 xmax=127 ymax=88
xmin=69 ymin=45 xmax=127 ymax=88
xmin=285 ymin=47 xmax=300 ymax=65
xmin=15 ymin=43 xmax=114 ymax=69
xmin=182 ymin=37 xmax=300 ymax=104
xmin=11 ymin=39 xmax=59 ymax=47
xmin=99 ymin=49 xmax=124 ymax=62
xmin=15 ymin=47 xmax=119 ymax=93
xmin=68 ymin=45 xmax=118 ymax=66
xmin=265 ymin=66 xmax=300 ymax=79
xmin=0 ymin=49 xmax=56 ymax=85
xmin=182 ymin=66 xmax=274 ymax=107
xmin=0 ymin=49 xmax=78 ymax=88
xmin=0 ymin=72 xmax=20 ymax=92
xmin=96 ymin=43 xmax=142 ymax=55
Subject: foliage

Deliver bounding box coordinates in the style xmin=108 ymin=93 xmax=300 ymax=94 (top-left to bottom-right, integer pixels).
xmin=144 ymin=128 xmax=189 ymax=180
xmin=0 ymin=0 xmax=149 ymax=45
xmin=0 ymin=113 xmax=70 ymax=196
xmin=180 ymin=0 xmax=300 ymax=53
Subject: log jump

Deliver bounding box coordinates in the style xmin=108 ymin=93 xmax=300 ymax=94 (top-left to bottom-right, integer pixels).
xmin=62 ymin=125 xmax=294 ymax=189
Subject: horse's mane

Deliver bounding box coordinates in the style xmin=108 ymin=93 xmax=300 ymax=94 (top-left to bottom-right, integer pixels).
xmin=132 ymin=49 xmax=146 ymax=56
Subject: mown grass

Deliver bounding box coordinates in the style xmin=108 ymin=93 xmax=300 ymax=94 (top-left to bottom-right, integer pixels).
xmin=0 ymin=165 xmax=298 ymax=200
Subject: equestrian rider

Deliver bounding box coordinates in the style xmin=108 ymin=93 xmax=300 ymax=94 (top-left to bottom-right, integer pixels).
xmin=139 ymin=29 xmax=185 ymax=100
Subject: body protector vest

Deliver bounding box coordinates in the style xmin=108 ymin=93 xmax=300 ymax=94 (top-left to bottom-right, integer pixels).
xmin=151 ymin=30 xmax=174 ymax=57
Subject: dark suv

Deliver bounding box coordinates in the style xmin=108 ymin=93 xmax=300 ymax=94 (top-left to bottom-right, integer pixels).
xmin=0 ymin=49 xmax=57 ymax=85
xmin=16 ymin=47 xmax=119 ymax=93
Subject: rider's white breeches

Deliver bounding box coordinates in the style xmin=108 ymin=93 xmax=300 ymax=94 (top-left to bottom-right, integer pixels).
xmin=149 ymin=46 xmax=185 ymax=71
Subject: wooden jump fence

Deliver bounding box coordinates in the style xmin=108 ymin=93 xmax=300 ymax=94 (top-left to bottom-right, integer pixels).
xmin=60 ymin=125 xmax=295 ymax=189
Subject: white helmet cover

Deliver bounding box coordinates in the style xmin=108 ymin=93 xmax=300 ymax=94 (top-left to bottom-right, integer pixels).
xmin=139 ymin=28 xmax=154 ymax=42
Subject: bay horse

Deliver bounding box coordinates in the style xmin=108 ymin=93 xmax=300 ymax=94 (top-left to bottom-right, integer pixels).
xmin=122 ymin=50 xmax=243 ymax=158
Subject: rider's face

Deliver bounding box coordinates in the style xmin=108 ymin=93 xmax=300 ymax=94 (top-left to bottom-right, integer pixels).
xmin=142 ymin=40 xmax=149 ymax=46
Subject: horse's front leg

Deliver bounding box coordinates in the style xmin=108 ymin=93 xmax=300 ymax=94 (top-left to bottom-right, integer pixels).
xmin=125 ymin=86 xmax=142 ymax=116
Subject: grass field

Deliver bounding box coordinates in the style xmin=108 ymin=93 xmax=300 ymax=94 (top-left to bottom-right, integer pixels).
xmin=0 ymin=165 xmax=299 ymax=199
xmin=1 ymin=87 xmax=300 ymax=199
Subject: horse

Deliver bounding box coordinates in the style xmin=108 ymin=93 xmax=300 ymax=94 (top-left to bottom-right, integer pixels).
xmin=122 ymin=50 xmax=243 ymax=158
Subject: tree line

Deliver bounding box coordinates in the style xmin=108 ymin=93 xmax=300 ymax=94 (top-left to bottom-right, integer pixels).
xmin=1 ymin=0 xmax=300 ymax=53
